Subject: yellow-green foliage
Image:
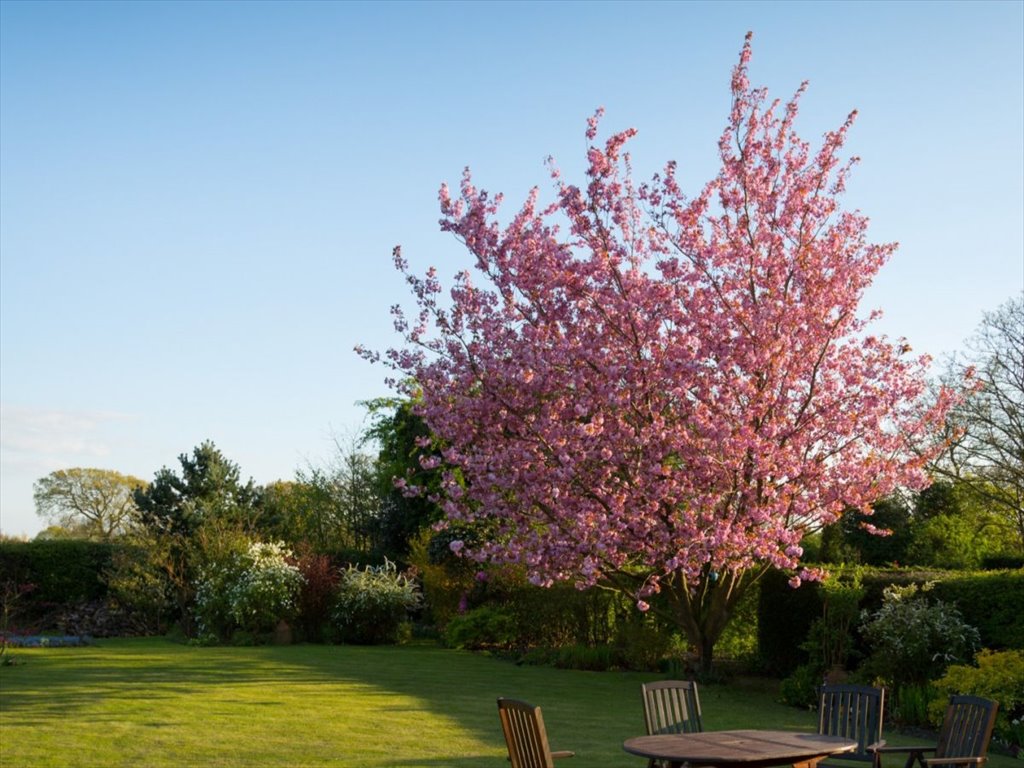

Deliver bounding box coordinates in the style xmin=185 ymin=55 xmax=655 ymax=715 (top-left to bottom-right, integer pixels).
xmin=929 ymin=649 xmax=1024 ymax=748
xmin=407 ymin=530 xmax=475 ymax=627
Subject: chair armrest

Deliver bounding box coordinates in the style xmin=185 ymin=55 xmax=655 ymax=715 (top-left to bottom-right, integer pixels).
xmin=866 ymin=741 xmax=888 ymax=752
xmin=922 ymin=758 xmax=985 ymax=767
xmin=869 ymin=745 xmax=935 ymax=755
xmin=551 ymin=750 xmax=575 ymax=759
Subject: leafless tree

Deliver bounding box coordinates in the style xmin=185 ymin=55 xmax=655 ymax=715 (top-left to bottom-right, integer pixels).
xmin=931 ymin=293 xmax=1024 ymax=553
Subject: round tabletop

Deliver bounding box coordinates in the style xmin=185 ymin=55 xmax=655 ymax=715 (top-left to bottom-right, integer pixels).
xmin=622 ymin=729 xmax=858 ymax=768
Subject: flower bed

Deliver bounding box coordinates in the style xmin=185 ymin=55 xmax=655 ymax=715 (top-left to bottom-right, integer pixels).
xmin=3 ymin=634 xmax=92 ymax=647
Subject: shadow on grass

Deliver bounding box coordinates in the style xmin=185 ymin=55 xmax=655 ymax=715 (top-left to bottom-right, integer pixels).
xmin=0 ymin=638 xmax=817 ymax=767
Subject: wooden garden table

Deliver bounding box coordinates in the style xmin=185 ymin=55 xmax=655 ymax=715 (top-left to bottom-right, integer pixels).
xmin=623 ymin=729 xmax=858 ymax=768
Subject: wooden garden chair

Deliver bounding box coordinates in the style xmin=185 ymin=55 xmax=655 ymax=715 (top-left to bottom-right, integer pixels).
xmin=817 ymin=684 xmax=886 ymax=768
xmin=869 ymin=695 xmax=998 ymax=768
xmin=497 ymin=697 xmax=575 ymax=768
xmin=641 ymin=680 xmax=704 ymax=768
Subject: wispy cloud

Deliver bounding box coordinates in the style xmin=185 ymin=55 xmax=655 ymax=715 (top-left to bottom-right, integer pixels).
xmin=1 ymin=403 xmax=143 ymax=535
xmin=0 ymin=403 xmax=136 ymax=473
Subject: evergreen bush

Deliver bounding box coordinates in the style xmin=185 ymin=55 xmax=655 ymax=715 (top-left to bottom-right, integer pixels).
xmin=443 ymin=606 xmax=516 ymax=650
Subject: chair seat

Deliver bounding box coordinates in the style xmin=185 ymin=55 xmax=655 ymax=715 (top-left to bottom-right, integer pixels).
xmin=497 ymin=697 xmax=575 ymax=768
xmin=869 ymin=696 xmax=997 ymax=768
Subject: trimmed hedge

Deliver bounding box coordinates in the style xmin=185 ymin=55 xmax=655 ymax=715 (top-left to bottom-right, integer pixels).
xmin=931 ymin=571 xmax=1024 ymax=649
xmin=756 ymin=568 xmax=822 ymax=675
xmin=758 ymin=566 xmax=1024 ymax=674
xmin=0 ymin=539 xmax=113 ymax=608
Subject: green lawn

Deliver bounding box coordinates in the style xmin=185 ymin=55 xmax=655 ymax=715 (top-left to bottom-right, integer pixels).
xmin=0 ymin=638 xmax=1016 ymax=768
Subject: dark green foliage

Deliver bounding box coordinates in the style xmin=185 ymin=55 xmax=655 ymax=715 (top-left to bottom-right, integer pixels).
xmin=714 ymin=581 xmax=760 ymax=662
xmin=760 ymin=567 xmax=1023 ymax=677
xmin=519 ymin=643 xmax=620 ymax=671
xmin=0 ymin=539 xmax=113 ymax=610
xmin=757 ymin=568 xmax=821 ymax=675
xmin=552 ymin=643 xmax=618 ymax=670
xmin=616 ymin=616 xmax=672 ymax=671
xmin=362 ymin=397 xmax=447 ymax=560
xmin=981 ymin=555 xmax=1024 ymax=569
xmin=889 ymin=684 xmax=933 ymax=727
xmin=820 ymin=497 xmax=912 ymax=566
xmin=443 ymin=606 xmax=517 ymax=650
xmin=471 ymin=571 xmax=625 ymax=649
xmin=134 ymin=441 xmax=261 ymax=537
xmin=104 ymin=542 xmax=173 ymax=634
xmin=930 ymin=570 xmax=1024 ymax=649
xmin=915 ymin=481 xmax=960 ymax=519
xmin=132 ymin=441 xmax=263 ymax=636
xmin=778 ymin=663 xmax=822 ymax=708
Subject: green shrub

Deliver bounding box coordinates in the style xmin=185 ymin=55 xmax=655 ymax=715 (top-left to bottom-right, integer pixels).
xmin=759 ymin=566 xmax=1022 ymax=680
xmin=779 ymin=663 xmax=822 ymax=708
xmin=617 ymin=618 xmax=672 ymax=672
xmin=553 ymin=643 xmax=617 ymax=671
xmin=443 ymin=606 xmax=516 ymax=650
xmin=859 ymin=583 xmax=980 ymax=689
xmin=715 ymin=582 xmax=760 ymax=662
xmin=478 ymin=567 xmax=623 ymax=649
xmin=332 ymin=558 xmax=422 ymax=644
xmin=890 ymin=683 xmax=935 ymax=727
xmin=930 ymin=649 xmax=1024 ymax=750
xmin=104 ymin=542 xmax=173 ymax=634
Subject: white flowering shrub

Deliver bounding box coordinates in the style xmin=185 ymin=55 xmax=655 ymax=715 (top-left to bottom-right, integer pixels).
xmin=859 ymin=582 xmax=980 ymax=688
xmin=228 ymin=542 xmax=304 ymax=636
xmin=332 ymin=558 xmax=422 ymax=644
xmin=195 ymin=541 xmax=304 ymax=642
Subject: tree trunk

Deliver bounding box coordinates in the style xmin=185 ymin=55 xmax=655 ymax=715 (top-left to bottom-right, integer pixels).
xmin=661 ymin=565 xmax=768 ymax=678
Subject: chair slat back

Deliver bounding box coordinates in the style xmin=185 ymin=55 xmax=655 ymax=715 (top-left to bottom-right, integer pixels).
xmin=818 ymin=684 xmax=885 ymax=762
xmin=642 ymin=680 xmax=703 ymax=736
xmin=498 ymin=698 xmax=556 ymax=768
xmin=935 ymin=695 xmax=999 ymax=765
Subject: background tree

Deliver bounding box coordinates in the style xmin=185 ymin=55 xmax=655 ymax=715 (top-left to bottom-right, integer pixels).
xmin=33 ymin=468 xmax=146 ymax=541
xmin=815 ymin=482 xmax=1011 ymax=569
xmin=362 ymin=397 xmax=446 ymax=560
xmin=256 ymin=480 xmax=308 ymax=544
xmin=819 ymin=496 xmax=912 ymax=566
xmin=904 ymin=480 xmax=1014 ymax=569
xmin=134 ymin=440 xmax=261 ymax=538
xmin=931 ymin=293 xmax=1024 ymax=553
xmin=364 ymin=35 xmax=956 ymax=673
xmin=133 ymin=441 xmax=261 ymax=634
xmin=293 ymin=435 xmax=381 ymax=554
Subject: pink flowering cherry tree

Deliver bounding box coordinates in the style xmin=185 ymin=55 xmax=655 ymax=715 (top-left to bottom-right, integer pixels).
xmin=360 ymin=34 xmax=957 ymax=673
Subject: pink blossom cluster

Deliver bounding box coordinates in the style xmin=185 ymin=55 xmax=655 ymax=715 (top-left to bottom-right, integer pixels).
xmin=360 ymin=34 xmax=956 ymax=603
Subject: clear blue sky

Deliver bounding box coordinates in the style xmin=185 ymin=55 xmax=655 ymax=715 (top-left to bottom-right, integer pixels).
xmin=2 ymin=0 xmax=1022 ymax=537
